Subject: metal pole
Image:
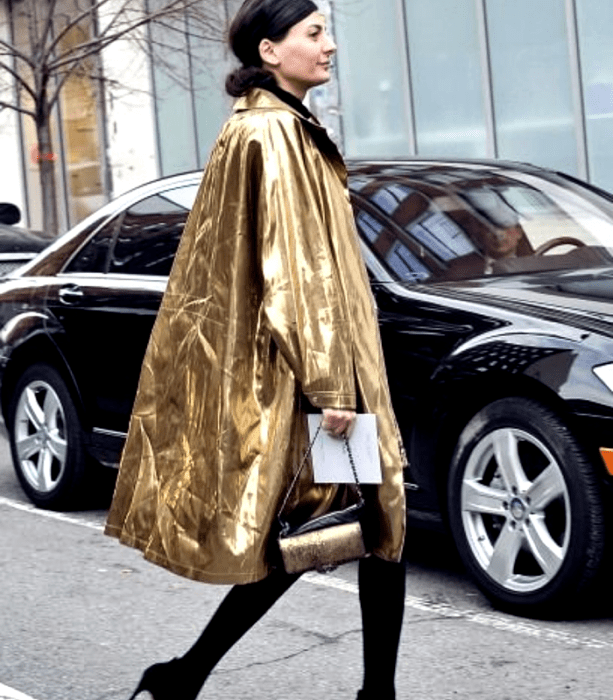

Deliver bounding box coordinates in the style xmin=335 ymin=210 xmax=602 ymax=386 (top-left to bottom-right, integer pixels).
xmin=398 ymin=0 xmax=417 ymax=155
xmin=475 ymin=0 xmax=497 ymax=158
xmin=565 ymin=0 xmax=589 ymax=181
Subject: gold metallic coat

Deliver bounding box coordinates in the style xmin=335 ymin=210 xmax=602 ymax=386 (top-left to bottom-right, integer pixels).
xmin=105 ymin=89 xmax=406 ymax=584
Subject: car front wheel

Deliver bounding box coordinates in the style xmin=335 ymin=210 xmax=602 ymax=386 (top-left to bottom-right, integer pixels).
xmin=447 ymin=397 xmax=605 ymax=617
xmin=8 ymin=363 xmax=87 ymax=509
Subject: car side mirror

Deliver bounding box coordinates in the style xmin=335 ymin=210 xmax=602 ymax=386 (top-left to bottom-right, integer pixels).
xmin=0 ymin=203 xmax=21 ymax=225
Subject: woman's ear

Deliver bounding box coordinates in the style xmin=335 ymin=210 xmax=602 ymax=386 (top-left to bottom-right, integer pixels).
xmin=259 ymin=38 xmax=280 ymax=67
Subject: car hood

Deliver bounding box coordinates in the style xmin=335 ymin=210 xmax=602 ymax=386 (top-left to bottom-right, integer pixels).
xmin=429 ymin=266 xmax=613 ymax=335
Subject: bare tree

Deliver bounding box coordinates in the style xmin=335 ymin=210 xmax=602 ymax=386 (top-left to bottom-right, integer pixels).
xmin=0 ymin=0 xmax=227 ymax=236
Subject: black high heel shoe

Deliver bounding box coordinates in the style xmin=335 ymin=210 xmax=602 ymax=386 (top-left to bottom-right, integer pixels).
xmin=128 ymin=657 xmax=201 ymax=700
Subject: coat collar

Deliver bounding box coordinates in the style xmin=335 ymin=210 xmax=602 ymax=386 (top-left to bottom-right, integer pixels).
xmin=233 ymin=88 xmax=347 ymax=182
xmin=233 ymin=87 xmax=322 ymax=128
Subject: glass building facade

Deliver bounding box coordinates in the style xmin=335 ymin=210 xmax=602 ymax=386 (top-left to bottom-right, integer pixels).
xmin=147 ymin=0 xmax=240 ymax=176
xmin=150 ymin=0 xmax=613 ymax=193
xmin=331 ymin=0 xmax=613 ymax=192
xmin=7 ymin=0 xmax=613 ymax=229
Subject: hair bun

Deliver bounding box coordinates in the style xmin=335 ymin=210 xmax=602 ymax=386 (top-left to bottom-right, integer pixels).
xmin=225 ymin=66 xmax=276 ymax=97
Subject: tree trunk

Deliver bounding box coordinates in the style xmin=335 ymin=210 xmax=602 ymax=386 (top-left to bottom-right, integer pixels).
xmin=36 ymin=112 xmax=60 ymax=238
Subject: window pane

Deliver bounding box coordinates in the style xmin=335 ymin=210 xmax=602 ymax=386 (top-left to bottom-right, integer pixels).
xmin=333 ymin=0 xmax=412 ymax=157
xmin=404 ymin=0 xmax=486 ymax=157
xmin=486 ymin=0 xmax=577 ymax=173
xmin=189 ymin=16 xmax=233 ymax=166
xmin=354 ymin=206 xmax=431 ymax=283
xmin=149 ymin=8 xmax=197 ymax=175
xmin=575 ymin=1 xmax=613 ymax=192
xmin=56 ymin=14 xmax=106 ymax=227
xmin=66 ymin=220 xmax=117 ymax=274
xmin=109 ymin=186 xmax=197 ymax=276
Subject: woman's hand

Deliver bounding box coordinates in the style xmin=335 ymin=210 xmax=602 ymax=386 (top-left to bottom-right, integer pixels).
xmin=321 ymin=408 xmax=356 ymax=439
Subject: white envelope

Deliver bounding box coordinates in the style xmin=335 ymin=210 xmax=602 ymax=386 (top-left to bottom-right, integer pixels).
xmin=307 ymin=414 xmax=382 ymax=484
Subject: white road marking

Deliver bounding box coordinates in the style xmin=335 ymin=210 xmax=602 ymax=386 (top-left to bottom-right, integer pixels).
xmin=304 ymin=572 xmax=613 ymax=650
xmin=0 ymin=496 xmax=103 ymax=532
xmin=0 ymin=682 xmax=38 ymax=700
xmin=1 ymin=495 xmax=611 ymax=653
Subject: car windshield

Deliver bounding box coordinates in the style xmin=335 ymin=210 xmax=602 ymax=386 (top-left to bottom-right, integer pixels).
xmin=350 ymin=166 xmax=613 ymax=284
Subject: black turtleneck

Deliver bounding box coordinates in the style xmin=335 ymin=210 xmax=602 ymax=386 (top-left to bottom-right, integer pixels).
xmin=264 ymin=84 xmax=315 ymax=121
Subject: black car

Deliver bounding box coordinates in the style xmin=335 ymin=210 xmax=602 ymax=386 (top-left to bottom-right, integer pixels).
xmin=0 ymin=203 xmax=52 ymax=274
xmin=3 ymin=160 xmax=613 ymax=617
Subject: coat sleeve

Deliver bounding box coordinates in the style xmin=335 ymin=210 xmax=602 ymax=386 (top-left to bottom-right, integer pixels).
xmin=254 ymin=114 xmax=356 ymax=411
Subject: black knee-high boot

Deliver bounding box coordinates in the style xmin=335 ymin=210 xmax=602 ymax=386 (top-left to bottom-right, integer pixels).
xmin=129 ymin=567 xmax=300 ymax=700
xmin=181 ymin=566 xmax=301 ymax=675
xmin=357 ymin=556 xmax=406 ymax=700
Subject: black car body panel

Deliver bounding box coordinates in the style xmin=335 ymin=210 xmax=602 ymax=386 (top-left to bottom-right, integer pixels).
xmin=44 ymin=273 xmax=165 ymax=433
xmin=370 ymin=275 xmax=613 ymax=515
xmin=0 ymin=224 xmax=52 ymax=275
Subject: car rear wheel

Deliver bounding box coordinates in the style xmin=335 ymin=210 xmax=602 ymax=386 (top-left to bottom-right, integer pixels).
xmin=8 ymin=363 xmax=87 ymax=509
xmin=447 ymin=397 xmax=605 ymax=617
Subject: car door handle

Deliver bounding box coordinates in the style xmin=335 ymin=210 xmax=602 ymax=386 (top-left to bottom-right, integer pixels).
xmin=58 ymin=284 xmax=85 ymax=305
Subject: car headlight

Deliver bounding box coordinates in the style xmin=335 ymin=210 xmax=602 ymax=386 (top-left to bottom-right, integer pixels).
xmin=593 ymin=363 xmax=613 ymax=392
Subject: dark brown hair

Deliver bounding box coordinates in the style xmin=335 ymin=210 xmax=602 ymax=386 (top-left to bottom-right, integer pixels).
xmin=226 ymin=0 xmax=318 ymax=97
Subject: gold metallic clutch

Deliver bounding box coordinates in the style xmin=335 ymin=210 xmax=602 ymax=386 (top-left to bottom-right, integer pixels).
xmin=277 ymin=427 xmax=369 ymax=575
xmin=278 ymin=516 xmax=367 ymax=574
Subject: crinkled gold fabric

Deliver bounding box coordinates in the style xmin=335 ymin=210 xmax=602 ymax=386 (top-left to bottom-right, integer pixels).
xmin=105 ymin=89 xmax=406 ymax=584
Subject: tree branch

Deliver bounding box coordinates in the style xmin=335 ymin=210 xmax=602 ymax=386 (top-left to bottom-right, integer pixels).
xmin=0 ymin=59 xmax=37 ymax=102
xmin=44 ymin=0 xmax=220 ymax=73
xmin=50 ymin=18 xmax=221 ymax=73
xmin=45 ymin=2 xmax=210 ymax=106
xmin=38 ymin=0 xmax=60 ymax=57
xmin=0 ymin=37 xmax=35 ymax=72
xmin=0 ymin=98 xmax=35 ymax=119
xmin=1 ymin=0 xmax=226 ymax=124
xmin=47 ymin=63 xmax=83 ymax=113
xmin=44 ymin=0 xmax=131 ymax=62
xmin=48 ymin=0 xmax=199 ymax=61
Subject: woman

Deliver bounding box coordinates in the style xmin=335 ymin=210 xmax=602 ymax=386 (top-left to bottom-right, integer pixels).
xmin=105 ymin=1 xmax=407 ymax=698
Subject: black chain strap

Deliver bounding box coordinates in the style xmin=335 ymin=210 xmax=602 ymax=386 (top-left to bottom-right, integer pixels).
xmin=342 ymin=434 xmax=365 ymax=504
xmin=278 ymin=423 xmax=365 ymax=521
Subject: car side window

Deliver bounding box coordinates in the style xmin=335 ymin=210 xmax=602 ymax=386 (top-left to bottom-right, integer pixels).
xmin=354 ymin=207 xmax=433 ymax=283
xmin=108 ymin=187 xmax=198 ymax=276
xmin=351 ymin=173 xmax=529 ymax=283
xmin=351 ymin=179 xmax=471 ymax=283
xmin=64 ymin=218 xmax=118 ymax=274
xmin=64 ymin=185 xmax=198 ymax=276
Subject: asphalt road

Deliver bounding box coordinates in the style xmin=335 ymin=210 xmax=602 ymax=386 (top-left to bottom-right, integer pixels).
xmin=2 ymin=428 xmax=613 ymax=700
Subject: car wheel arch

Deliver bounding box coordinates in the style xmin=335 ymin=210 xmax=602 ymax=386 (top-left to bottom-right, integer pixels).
xmin=1 ymin=333 xmax=87 ymax=431
xmin=7 ymin=361 xmax=91 ymax=509
xmin=427 ymin=370 xmax=580 ymax=514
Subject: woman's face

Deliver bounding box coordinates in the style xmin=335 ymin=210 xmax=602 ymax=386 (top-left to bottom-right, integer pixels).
xmin=261 ymin=11 xmax=337 ymax=99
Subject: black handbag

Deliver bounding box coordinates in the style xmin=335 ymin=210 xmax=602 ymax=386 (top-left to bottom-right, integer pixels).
xmin=277 ymin=426 xmax=369 ymax=574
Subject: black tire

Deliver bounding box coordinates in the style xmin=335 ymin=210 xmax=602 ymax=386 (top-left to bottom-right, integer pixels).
xmin=7 ymin=363 xmax=87 ymax=509
xmin=447 ymin=397 xmax=605 ymax=617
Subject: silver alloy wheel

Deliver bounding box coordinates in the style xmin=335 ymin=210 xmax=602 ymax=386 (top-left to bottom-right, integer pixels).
xmin=13 ymin=379 xmax=69 ymax=494
xmin=460 ymin=427 xmax=571 ymax=594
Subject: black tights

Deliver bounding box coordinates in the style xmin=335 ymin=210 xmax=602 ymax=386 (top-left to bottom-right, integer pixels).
xmin=179 ymin=556 xmax=405 ymax=699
